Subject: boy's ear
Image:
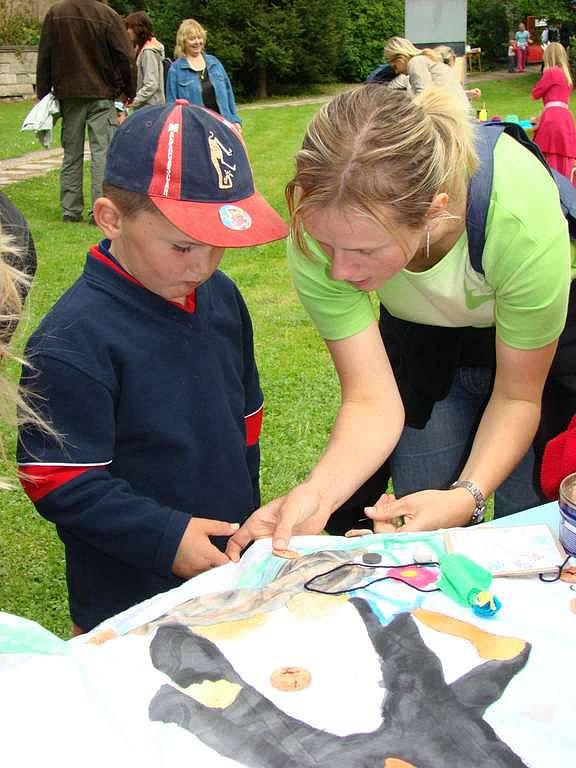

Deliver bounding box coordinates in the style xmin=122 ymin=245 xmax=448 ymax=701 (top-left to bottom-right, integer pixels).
xmin=93 ymin=197 xmax=123 ymax=239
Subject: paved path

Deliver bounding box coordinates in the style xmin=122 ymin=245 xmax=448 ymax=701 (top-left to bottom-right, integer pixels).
xmin=0 ymin=70 xmax=537 ymax=188
xmin=0 ymin=145 xmax=90 ymax=187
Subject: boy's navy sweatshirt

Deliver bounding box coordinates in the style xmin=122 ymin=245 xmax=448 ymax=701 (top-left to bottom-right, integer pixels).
xmin=17 ymin=243 xmax=263 ymax=631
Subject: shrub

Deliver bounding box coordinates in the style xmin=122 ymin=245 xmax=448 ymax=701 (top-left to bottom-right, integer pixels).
xmin=0 ymin=3 xmax=41 ymax=46
xmin=336 ymin=0 xmax=404 ymax=82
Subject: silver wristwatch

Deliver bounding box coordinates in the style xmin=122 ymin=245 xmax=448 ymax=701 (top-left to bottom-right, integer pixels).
xmin=449 ymin=480 xmax=486 ymax=525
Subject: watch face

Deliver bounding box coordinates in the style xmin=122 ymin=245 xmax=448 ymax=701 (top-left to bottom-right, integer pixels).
xmin=470 ymin=507 xmax=485 ymax=525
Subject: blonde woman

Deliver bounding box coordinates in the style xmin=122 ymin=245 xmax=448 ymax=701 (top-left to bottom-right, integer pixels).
xmin=532 ymin=42 xmax=576 ymax=180
xmin=226 ymin=85 xmax=575 ymax=556
xmin=384 ymin=36 xmax=469 ymax=108
xmin=165 ymin=18 xmax=240 ymax=125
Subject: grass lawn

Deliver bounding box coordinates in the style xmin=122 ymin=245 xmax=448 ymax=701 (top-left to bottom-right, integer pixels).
xmin=0 ymin=100 xmax=43 ymax=160
xmin=0 ymin=74 xmax=559 ymax=635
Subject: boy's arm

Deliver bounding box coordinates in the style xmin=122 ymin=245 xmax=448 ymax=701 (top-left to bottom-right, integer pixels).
xmin=238 ymin=289 xmax=263 ymax=508
xmin=18 ymin=356 xmax=190 ymax=578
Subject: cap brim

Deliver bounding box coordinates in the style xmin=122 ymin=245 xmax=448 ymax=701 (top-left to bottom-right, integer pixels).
xmin=150 ymin=191 xmax=289 ymax=248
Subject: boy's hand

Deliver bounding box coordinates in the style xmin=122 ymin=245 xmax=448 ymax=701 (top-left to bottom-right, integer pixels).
xmin=226 ymin=483 xmax=331 ymax=562
xmin=172 ymin=518 xmax=239 ymax=578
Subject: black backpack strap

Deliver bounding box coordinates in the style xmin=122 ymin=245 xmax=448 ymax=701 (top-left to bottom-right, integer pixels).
xmin=466 ymin=123 xmax=505 ymax=275
xmin=550 ymin=168 xmax=576 ymax=239
xmin=466 ymin=121 xmax=563 ymax=275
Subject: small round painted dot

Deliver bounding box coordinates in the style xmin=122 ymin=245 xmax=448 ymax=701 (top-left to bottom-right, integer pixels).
xmin=362 ymin=552 xmax=382 ymax=565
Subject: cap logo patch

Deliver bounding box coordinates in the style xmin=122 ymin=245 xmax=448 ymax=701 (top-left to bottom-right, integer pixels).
xmin=219 ymin=205 xmax=252 ymax=231
xmin=162 ymin=122 xmax=180 ymax=197
xmin=208 ymin=131 xmax=236 ymax=189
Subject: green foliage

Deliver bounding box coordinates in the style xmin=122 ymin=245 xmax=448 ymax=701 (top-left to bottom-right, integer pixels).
xmin=467 ymin=0 xmax=510 ymax=61
xmin=143 ymin=0 xmax=347 ymax=98
xmin=336 ymin=0 xmax=404 ymax=82
xmin=0 ymin=4 xmax=41 ymax=46
xmin=502 ymin=0 xmax=575 ymax=25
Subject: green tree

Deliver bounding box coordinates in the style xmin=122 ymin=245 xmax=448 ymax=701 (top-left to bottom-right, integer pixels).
xmin=141 ymin=0 xmax=346 ymax=99
xmin=336 ymin=0 xmax=404 ymax=82
xmin=468 ymin=0 xmax=575 ymax=62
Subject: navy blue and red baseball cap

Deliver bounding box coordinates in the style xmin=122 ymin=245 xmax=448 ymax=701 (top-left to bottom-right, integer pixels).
xmin=104 ymin=100 xmax=288 ymax=247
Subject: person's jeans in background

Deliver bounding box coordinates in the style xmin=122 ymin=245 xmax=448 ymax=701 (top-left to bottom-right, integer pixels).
xmin=59 ymin=98 xmax=117 ymax=220
xmin=390 ymin=366 xmax=543 ymax=518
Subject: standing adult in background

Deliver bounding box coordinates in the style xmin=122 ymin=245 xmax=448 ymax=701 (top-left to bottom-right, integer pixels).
xmin=125 ymin=11 xmax=166 ymax=110
xmin=532 ymin=42 xmax=576 ymax=181
xmin=36 ymin=0 xmax=136 ymax=224
xmin=166 ymin=18 xmax=241 ymax=126
xmin=514 ymin=22 xmax=531 ymax=73
xmin=383 ymin=37 xmax=469 ymax=109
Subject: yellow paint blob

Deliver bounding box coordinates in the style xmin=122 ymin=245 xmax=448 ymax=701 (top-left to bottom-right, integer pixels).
xmin=192 ymin=613 xmax=266 ymax=640
xmin=287 ymin=591 xmax=348 ymax=619
xmin=413 ymin=608 xmax=526 ymax=661
xmin=178 ymin=679 xmax=242 ymax=709
xmin=399 ymin=568 xmax=418 ymax=578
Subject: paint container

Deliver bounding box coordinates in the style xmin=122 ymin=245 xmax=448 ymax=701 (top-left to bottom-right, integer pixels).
xmin=558 ymin=473 xmax=576 ymax=555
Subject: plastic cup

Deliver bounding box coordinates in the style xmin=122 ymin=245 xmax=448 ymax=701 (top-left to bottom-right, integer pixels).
xmin=558 ymin=473 xmax=576 ymax=555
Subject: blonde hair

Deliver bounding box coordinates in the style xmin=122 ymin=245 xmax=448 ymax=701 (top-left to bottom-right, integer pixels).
xmin=286 ymin=85 xmax=478 ymax=253
xmin=174 ymin=18 xmax=207 ymax=59
xmin=434 ymin=45 xmax=456 ymax=67
xmin=384 ymin=36 xmax=442 ymax=67
xmin=0 ymin=225 xmax=54 ymax=488
xmin=543 ymin=42 xmax=573 ymax=87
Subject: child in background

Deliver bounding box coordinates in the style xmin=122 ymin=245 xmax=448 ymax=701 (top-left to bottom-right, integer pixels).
xmin=17 ymin=102 xmax=288 ymax=634
xmin=508 ymin=40 xmax=517 ymax=73
xmin=532 ymin=42 xmax=576 ymax=180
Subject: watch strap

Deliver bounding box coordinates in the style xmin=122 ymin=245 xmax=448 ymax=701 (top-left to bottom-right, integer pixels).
xmin=450 ymin=480 xmax=486 ymax=525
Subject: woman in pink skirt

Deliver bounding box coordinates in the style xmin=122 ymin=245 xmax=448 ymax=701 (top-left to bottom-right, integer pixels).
xmin=532 ymin=42 xmax=576 ymax=182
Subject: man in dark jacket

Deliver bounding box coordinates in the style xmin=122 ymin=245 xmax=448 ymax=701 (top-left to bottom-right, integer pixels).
xmin=36 ymin=0 xmax=136 ymax=223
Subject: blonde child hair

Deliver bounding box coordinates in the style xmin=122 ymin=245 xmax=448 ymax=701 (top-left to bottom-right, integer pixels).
xmin=383 ymin=36 xmax=442 ymax=68
xmin=543 ymin=41 xmax=573 ymax=87
xmin=286 ymin=85 xmax=477 ymax=254
xmin=0 ymin=224 xmax=52 ymax=487
xmin=434 ymin=45 xmax=456 ymax=67
xmin=174 ymin=18 xmax=207 ymax=59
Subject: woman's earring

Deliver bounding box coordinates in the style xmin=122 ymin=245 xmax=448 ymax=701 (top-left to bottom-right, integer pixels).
xmin=426 ymin=228 xmax=430 ymax=260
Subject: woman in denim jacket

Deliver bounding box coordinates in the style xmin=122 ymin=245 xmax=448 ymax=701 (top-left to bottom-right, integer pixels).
xmin=166 ymin=18 xmax=241 ymax=126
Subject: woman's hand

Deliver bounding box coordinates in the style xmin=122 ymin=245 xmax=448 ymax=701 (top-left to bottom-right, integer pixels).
xmin=365 ymin=488 xmax=476 ymax=532
xmin=225 ymin=482 xmax=332 ymax=562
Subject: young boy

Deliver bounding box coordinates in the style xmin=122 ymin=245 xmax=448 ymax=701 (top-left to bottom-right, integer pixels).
xmin=508 ymin=40 xmax=517 ymax=73
xmin=17 ymin=101 xmax=288 ymax=633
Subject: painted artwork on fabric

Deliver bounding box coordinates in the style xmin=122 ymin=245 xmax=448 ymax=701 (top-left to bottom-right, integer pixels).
xmin=0 ymin=534 xmax=574 ymax=767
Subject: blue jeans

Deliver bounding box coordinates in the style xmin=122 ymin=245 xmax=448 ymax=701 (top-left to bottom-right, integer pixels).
xmin=390 ymin=366 xmax=543 ymax=518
